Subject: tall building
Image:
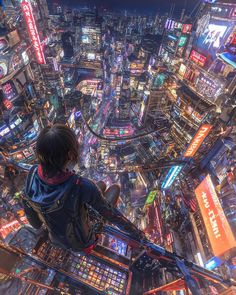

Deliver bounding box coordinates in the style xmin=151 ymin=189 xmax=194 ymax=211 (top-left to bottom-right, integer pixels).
xmin=157 ymin=0 xmax=236 ymax=274
xmin=160 ymin=18 xmax=192 ymax=62
xmin=0 ymin=2 xmax=42 ymax=162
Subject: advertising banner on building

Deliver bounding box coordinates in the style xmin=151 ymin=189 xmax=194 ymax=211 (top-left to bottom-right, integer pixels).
xmin=189 ymin=49 xmax=207 ymax=67
xmin=161 ymin=166 xmax=182 ymax=189
xmin=145 ymin=191 xmax=158 ymax=206
xmin=184 ymin=124 xmax=212 ymax=157
xmin=195 ymin=175 xmax=236 ymax=257
xmin=21 ymin=1 xmax=46 ymax=64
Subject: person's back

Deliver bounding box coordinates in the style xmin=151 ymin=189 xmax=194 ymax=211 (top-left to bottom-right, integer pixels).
xmin=23 ymin=124 xmax=143 ymax=252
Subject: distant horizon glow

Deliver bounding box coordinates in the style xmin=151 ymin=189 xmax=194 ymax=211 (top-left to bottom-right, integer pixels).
xmin=49 ymin=0 xmax=196 ymax=17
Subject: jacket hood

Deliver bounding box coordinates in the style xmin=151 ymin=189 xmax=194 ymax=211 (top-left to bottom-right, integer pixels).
xmin=26 ymin=165 xmax=76 ymax=207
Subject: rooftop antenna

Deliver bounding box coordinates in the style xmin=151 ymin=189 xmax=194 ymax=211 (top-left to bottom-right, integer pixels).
xmin=189 ymin=0 xmax=202 ymax=18
xmin=181 ymin=0 xmax=187 ymax=21
xmin=169 ymin=2 xmax=175 ymax=18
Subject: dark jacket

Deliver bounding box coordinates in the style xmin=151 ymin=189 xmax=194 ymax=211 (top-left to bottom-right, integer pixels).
xmin=23 ymin=165 xmax=139 ymax=251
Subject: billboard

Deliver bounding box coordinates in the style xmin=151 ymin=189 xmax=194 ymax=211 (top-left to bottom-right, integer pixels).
xmin=182 ymin=24 xmax=192 ymax=34
xmin=195 ymin=74 xmax=222 ymax=100
xmin=184 ymin=124 xmax=212 ymax=157
xmin=161 ymin=166 xmax=182 ymax=189
xmin=203 ymin=23 xmax=227 ymax=48
xmin=0 ymin=61 xmax=8 ymax=78
xmin=87 ymin=53 xmax=96 ymax=60
xmin=0 ymin=125 xmax=10 ymax=137
xmin=165 ymin=18 xmax=175 ymax=31
xmin=219 ymin=32 xmax=236 ymax=68
xmin=2 ymin=81 xmax=18 ymax=100
xmin=3 ymin=99 xmax=13 ymax=110
xmin=219 ymin=52 xmax=236 ymax=69
xmin=195 ymin=175 xmax=236 ymax=257
xmin=174 ymin=22 xmax=183 ymax=30
xmin=179 ymin=63 xmax=187 ymax=77
xmin=21 ymin=1 xmax=46 ymax=64
xmin=145 ymin=191 xmax=158 ymax=206
xmin=194 ymin=18 xmax=230 ymax=59
xmin=22 ymin=51 xmax=29 ymax=65
xmin=189 ymin=50 xmax=207 ymax=67
xmin=178 ymin=35 xmax=187 ymax=47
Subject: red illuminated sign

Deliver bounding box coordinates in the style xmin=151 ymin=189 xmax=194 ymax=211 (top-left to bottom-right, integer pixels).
xmin=21 ymin=1 xmax=46 ymax=64
xmin=182 ymin=24 xmax=192 ymax=34
xmin=195 ymin=175 xmax=236 ymax=257
xmin=3 ymin=99 xmax=13 ymax=109
xmin=2 ymin=82 xmax=17 ymax=100
xmin=231 ymin=33 xmax=236 ymax=45
xmin=189 ymin=50 xmax=206 ymax=67
xmin=184 ymin=124 xmax=212 ymax=157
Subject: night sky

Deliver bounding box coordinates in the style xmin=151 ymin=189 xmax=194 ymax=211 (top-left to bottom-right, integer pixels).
xmin=57 ymin=0 xmax=197 ymax=16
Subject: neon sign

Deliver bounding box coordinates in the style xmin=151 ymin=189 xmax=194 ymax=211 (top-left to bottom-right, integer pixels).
xmin=0 ymin=62 xmax=7 ymax=78
xmin=195 ymin=175 xmax=236 ymax=257
xmin=178 ymin=36 xmax=187 ymax=47
xmin=167 ymin=35 xmax=177 ymax=41
xmin=205 ymin=256 xmax=222 ymax=270
xmin=161 ymin=166 xmax=182 ymax=189
xmin=0 ymin=125 xmax=10 ymax=137
xmin=189 ymin=50 xmax=206 ymax=67
xmin=2 ymin=81 xmax=17 ymax=100
xmin=145 ymin=191 xmax=158 ymax=206
xmin=3 ymin=99 xmax=13 ymax=109
xmin=184 ymin=124 xmax=212 ymax=157
xmin=21 ymin=1 xmax=46 ymax=64
xmin=182 ymin=24 xmax=192 ymax=34
xmin=165 ymin=19 xmax=175 ymax=30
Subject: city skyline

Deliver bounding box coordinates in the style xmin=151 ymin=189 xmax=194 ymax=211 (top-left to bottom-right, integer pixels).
xmin=0 ymin=0 xmax=236 ymax=293
xmin=57 ymin=0 xmax=196 ymax=16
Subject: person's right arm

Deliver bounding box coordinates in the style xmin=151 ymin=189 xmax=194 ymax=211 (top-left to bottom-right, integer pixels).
xmin=22 ymin=199 xmax=42 ymax=229
xmin=80 ymin=178 xmax=144 ymax=239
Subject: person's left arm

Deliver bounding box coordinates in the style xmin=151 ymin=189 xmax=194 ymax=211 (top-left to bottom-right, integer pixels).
xmin=81 ymin=178 xmax=144 ymax=239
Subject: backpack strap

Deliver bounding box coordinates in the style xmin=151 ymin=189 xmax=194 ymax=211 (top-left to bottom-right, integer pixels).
xmin=24 ymin=165 xmax=38 ymax=200
xmin=63 ymin=175 xmax=81 ymax=221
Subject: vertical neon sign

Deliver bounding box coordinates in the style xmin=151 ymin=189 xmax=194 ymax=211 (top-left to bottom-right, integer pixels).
xmin=21 ymin=1 xmax=46 ymax=64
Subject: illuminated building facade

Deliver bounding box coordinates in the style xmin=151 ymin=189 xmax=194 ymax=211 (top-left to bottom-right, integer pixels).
xmin=1 ymin=2 xmax=236 ymax=293
xmin=0 ymin=3 xmax=42 ymax=162
xmin=0 ymin=0 xmax=64 ymax=162
xmin=160 ymin=19 xmax=192 ymax=63
xmin=176 ymin=1 xmax=236 ymax=107
xmin=157 ymin=0 xmax=236 ymax=274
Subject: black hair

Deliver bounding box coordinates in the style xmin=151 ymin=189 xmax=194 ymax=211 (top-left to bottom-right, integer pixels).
xmin=36 ymin=124 xmax=79 ymax=177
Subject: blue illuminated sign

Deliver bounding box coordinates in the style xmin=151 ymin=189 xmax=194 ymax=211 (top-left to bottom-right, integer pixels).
xmin=219 ymin=52 xmax=236 ymax=69
xmin=75 ymin=111 xmax=81 ymax=118
xmin=161 ymin=165 xmax=182 ymax=189
xmin=205 ymin=257 xmax=222 ymax=270
xmin=167 ymin=35 xmax=177 ymax=41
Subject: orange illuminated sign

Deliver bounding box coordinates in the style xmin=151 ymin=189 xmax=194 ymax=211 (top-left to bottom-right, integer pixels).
xmin=184 ymin=124 xmax=212 ymax=157
xmin=195 ymin=175 xmax=236 ymax=257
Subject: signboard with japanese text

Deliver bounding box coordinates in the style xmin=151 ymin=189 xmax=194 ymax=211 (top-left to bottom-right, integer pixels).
xmin=184 ymin=125 xmax=212 ymax=157
xmin=189 ymin=50 xmax=207 ymax=67
xmin=195 ymin=175 xmax=236 ymax=257
xmin=21 ymin=1 xmax=46 ymax=64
